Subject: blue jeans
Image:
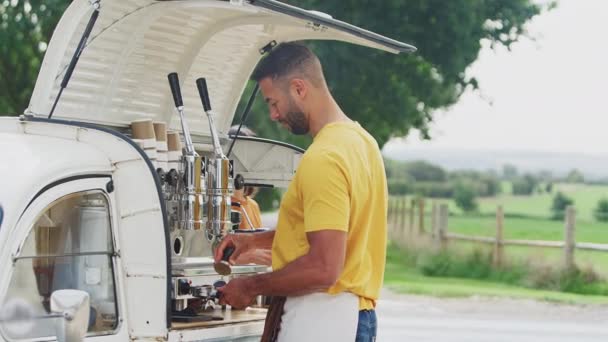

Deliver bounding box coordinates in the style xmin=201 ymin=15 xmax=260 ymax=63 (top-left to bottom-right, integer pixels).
xmin=355 ymin=309 xmax=377 ymax=342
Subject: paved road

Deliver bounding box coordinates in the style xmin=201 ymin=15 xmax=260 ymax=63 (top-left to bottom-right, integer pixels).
xmin=376 ymin=290 xmax=608 ymax=341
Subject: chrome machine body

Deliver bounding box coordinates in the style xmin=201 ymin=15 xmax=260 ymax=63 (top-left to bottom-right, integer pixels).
xmin=198 ymin=78 xmax=233 ymax=246
xmin=164 ymin=73 xmax=264 ymax=315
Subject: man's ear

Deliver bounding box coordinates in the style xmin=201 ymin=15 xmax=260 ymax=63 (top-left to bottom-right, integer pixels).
xmin=290 ymin=78 xmax=307 ymax=100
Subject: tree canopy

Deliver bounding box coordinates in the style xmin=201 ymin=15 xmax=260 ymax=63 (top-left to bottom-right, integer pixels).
xmin=0 ymin=0 xmax=69 ymax=116
xmin=238 ymin=0 xmax=548 ymax=148
xmin=1 ymin=0 xmax=549 ymax=149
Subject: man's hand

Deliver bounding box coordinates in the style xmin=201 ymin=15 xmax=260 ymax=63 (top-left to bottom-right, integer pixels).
xmin=234 ymin=249 xmax=273 ymax=266
xmin=214 ymin=230 xmax=275 ymax=265
xmin=217 ymin=277 xmax=257 ymax=309
xmin=224 ymin=230 xmax=347 ymax=298
xmin=214 ymin=233 xmax=254 ymax=265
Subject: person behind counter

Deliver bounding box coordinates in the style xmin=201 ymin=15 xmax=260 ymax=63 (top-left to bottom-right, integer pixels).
xmin=215 ymin=42 xmax=387 ymax=342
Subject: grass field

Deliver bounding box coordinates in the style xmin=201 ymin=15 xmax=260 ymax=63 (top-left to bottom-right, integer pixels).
xmin=389 ymin=183 xmax=608 ymax=279
xmin=447 ymin=215 xmax=608 ymax=243
xmin=452 ymin=183 xmax=608 ymax=223
xmin=410 ymin=211 xmax=608 ymax=276
xmin=434 ymin=239 xmax=608 ymax=277
xmin=384 ymin=244 xmax=608 ymax=304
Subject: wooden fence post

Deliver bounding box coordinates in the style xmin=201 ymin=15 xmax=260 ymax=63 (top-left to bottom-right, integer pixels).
xmin=388 ymin=198 xmax=394 ymax=228
xmin=435 ymin=203 xmax=448 ymax=250
xmin=431 ymin=202 xmax=438 ymax=238
xmin=409 ymin=198 xmax=416 ymax=235
xmin=400 ymin=198 xmax=407 ymax=241
xmin=395 ymin=198 xmax=402 ymax=244
xmin=564 ymin=205 xmax=576 ymax=269
xmin=433 ymin=204 xmax=440 ymax=247
xmin=394 ymin=198 xmax=399 ymax=228
xmin=418 ymin=198 xmax=425 ymax=235
xmin=494 ymin=205 xmax=504 ymax=267
xmin=393 ymin=198 xmax=399 ymax=236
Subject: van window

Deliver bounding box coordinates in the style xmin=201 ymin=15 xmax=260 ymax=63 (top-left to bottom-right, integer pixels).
xmin=1 ymin=191 xmax=118 ymax=339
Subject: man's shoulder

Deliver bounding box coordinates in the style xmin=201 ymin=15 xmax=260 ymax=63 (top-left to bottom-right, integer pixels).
xmin=321 ymin=123 xmax=379 ymax=150
xmin=299 ymin=123 xmax=381 ymax=173
xmin=300 ymin=146 xmax=338 ymax=168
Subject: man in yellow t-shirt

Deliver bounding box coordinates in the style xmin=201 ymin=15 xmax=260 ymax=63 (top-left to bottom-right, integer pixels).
xmin=215 ymin=42 xmax=387 ymax=342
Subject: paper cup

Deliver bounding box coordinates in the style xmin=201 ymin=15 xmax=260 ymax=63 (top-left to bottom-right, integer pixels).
xmin=153 ymin=121 xmax=167 ymax=142
xmin=167 ymin=131 xmax=182 ymax=152
xmin=131 ymin=119 xmax=155 ymax=140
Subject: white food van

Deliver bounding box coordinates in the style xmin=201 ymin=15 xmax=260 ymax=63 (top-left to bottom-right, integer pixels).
xmin=0 ymin=0 xmax=415 ymax=340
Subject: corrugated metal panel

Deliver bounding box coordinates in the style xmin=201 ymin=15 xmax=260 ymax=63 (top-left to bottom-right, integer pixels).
xmin=28 ymin=0 xmax=415 ymax=138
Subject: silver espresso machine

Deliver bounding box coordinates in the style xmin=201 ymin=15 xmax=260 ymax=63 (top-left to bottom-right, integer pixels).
xmin=159 ymin=73 xmax=267 ymax=316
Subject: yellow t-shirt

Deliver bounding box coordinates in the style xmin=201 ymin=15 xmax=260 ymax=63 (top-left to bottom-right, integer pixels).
xmin=271 ymin=121 xmax=388 ymax=310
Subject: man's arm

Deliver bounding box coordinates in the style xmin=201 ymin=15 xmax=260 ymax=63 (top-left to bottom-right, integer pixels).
xmin=246 ymin=229 xmax=346 ymax=296
xmin=214 ymin=229 xmax=275 ymax=264
xmin=250 ymin=229 xmax=276 ymax=249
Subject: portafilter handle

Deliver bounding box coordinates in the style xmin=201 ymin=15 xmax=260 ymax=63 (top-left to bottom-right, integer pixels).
xmin=213 ymin=246 xmax=235 ymax=276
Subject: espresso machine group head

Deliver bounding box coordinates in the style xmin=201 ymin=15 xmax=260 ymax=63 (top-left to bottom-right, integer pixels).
xmin=166 ymin=73 xmax=235 ymax=273
xmin=163 ymin=73 xmax=267 ymax=315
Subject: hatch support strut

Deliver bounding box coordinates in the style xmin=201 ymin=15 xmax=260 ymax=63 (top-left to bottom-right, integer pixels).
xmin=48 ymin=0 xmax=101 ymax=119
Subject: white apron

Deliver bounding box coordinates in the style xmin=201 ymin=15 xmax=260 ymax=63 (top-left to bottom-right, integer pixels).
xmin=277 ymin=292 xmax=359 ymax=342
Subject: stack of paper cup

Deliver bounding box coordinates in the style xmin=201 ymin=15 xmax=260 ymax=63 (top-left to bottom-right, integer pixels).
xmin=131 ymin=119 xmax=158 ymax=168
xmin=167 ymin=131 xmax=182 ymax=171
xmin=153 ymin=121 xmax=169 ymax=171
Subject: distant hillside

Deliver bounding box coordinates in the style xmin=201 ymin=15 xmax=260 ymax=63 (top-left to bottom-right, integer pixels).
xmin=382 ymin=145 xmax=608 ymax=180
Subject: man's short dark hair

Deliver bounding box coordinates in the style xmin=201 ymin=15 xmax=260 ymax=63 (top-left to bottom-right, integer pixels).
xmin=251 ymin=42 xmax=324 ymax=87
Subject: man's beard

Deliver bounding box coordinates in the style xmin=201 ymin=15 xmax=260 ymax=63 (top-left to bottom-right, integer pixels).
xmin=282 ymin=97 xmax=309 ymax=135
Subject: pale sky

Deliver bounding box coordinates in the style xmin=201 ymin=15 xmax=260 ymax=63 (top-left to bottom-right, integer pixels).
xmin=387 ymin=0 xmax=608 ymax=155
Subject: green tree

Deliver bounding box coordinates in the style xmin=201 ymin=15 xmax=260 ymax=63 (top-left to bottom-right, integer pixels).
xmin=2 ymin=0 xmax=548 ymax=151
xmin=551 ymin=191 xmax=573 ymax=220
xmin=502 ymin=164 xmax=519 ymax=180
xmin=565 ymin=169 xmax=585 ymax=183
xmin=512 ymin=174 xmax=538 ymax=196
xmin=449 ymin=170 xmax=501 ymax=197
xmin=384 ymin=158 xmax=415 ymax=181
xmin=254 ymin=187 xmax=282 ymax=212
xmin=387 ymin=179 xmax=411 ymax=195
xmin=593 ymin=198 xmax=608 ymax=222
xmin=537 ymin=170 xmax=553 ymax=182
xmin=0 ymin=0 xmax=70 ymax=116
xmin=403 ymin=160 xmax=446 ymax=182
xmin=240 ymin=0 xmax=549 ymax=148
xmin=453 ymin=181 xmax=478 ymax=213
